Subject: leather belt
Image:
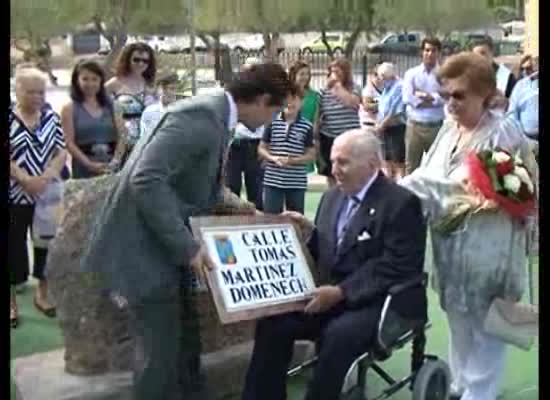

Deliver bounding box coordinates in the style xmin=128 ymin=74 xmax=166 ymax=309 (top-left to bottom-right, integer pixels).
xmin=409 ymin=120 xmax=443 ymax=128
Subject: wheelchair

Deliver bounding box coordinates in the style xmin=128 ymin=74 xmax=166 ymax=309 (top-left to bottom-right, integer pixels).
xmin=287 ymin=273 xmax=451 ymax=400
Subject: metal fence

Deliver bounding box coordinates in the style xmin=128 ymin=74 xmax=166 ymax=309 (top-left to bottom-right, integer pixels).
xmin=230 ymin=49 xmax=422 ymax=90
xmin=160 ymin=48 xmax=423 ymax=91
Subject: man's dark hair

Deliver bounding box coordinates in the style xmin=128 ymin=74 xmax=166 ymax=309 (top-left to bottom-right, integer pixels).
xmin=156 ymin=72 xmax=179 ymax=87
xmin=421 ymin=37 xmax=442 ymax=52
xmin=470 ymin=36 xmax=494 ymax=52
xmin=226 ymin=63 xmax=292 ymax=107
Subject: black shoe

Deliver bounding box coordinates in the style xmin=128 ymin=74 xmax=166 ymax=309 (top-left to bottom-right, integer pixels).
xmin=34 ymin=297 xmax=57 ymax=318
xmin=450 ymin=395 xmax=462 ymax=400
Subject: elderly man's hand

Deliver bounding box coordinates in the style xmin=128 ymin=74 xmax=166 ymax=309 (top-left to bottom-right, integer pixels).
xmin=281 ymin=210 xmax=309 ymax=228
xmin=304 ymin=286 xmax=344 ymax=314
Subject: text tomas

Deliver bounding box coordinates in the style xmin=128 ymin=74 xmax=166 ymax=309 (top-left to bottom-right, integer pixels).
xmin=241 ymin=229 xmax=297 ymax=263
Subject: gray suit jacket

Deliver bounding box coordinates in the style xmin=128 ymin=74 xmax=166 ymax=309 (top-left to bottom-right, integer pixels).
xmin=80 ymin=91 xmax=231 ymax=303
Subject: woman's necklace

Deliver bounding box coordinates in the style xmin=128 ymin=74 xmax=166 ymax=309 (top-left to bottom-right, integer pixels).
xmin=451 ymin=112 xmax=488 ymax=157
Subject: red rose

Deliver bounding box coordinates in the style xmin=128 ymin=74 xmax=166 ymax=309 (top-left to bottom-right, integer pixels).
xmin=496 ymin=160 xmax=514 ymax=176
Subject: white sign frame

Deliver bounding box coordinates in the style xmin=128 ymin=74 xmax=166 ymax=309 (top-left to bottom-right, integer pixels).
xmin=190 ymin=215 xmax=317 ymax=324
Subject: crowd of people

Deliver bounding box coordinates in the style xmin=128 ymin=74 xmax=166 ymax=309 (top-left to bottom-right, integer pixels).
xmin=9 ymin=33 xmax=538 ymax=400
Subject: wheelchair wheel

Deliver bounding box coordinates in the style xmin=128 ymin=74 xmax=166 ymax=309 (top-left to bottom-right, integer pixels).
xmin=412 ymin=359 xmax=451 ymax=400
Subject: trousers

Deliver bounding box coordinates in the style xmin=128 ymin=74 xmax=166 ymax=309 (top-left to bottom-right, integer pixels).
xmin=241 ymin=301 xmax=382 ymax=400
xmin=132 ymin=270 xmax=207 ymax=400
xmin=9 ymin=204 xmax=48 ymax=285
xmin=225 ymin=139 xmax=264 ymax=210
xmin=405 ymin=120 xmax=442 ymax=174
xmin=447 ymin=310 xmax=507 ymax=400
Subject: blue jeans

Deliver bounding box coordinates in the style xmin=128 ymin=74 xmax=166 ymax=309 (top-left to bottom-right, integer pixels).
xmin=263 ymin=186 xmax=305 ymax=214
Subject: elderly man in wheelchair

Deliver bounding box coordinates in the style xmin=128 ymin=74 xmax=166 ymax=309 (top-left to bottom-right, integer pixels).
xmin=240 ymin=130 xmax=450 ymax=400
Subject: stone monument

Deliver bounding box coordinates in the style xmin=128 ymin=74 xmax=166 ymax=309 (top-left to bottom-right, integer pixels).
xmin=45 ymin=174 xmax=262 ymax=398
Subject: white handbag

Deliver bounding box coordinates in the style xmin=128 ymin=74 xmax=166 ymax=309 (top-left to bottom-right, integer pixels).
xmin=32 ymin=179 xmax=64 ymax=247
xmin=483 ymin=298 xmax=538 ymax=351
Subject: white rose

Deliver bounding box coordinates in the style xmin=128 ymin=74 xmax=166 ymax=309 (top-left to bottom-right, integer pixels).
xmin=492 ymin=151 xmax=511 ymax=163
xmin=503 ymin=174 xmax=522 ymax=194
xmin=514 ymin=166 xmax=534 ymax=193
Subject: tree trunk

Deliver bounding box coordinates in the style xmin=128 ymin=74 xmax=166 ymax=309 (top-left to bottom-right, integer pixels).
xmin=344 ymin=25 xmax=362 ymax=60
xmin=198 ymin=32 xmax=233 ymax=86
xmin=321 ymin=30 xmax=334 ymax=59
xmin=93 ymin=0 xmax=130 ymax=79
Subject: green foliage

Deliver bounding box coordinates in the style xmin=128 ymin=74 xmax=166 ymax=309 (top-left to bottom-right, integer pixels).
xmin=374 ymin=0 xmax=495 ymax=35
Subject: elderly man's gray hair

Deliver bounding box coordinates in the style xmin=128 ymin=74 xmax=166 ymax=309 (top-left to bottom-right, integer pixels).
xmin=334 ymin=129 xmax=384 ymax=164
xmin=377 ymin=62 xmax=397 ymax=79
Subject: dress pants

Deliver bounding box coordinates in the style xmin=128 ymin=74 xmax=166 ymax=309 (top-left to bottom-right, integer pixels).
xmin=405 ymin=120 xmax=442 ymax=175
xmin=447 ymin=310 xmax=507 ymax=400
xmin=132 ymin=269 xmax=207 ymax=400
xmin=241 ymin=301 xmax=382 ymax=400
xmin=225 ymin=139 xmax=263 ymax=210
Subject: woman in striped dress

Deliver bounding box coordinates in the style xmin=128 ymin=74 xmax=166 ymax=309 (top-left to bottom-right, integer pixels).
xmin=9 ymin=67 xmax=67 ymax=327
xmin=316 ymin=58 xmax=362 ymax=187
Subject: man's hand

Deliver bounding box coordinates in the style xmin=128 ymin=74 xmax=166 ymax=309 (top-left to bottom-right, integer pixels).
xmin=327 ymin=74 xmax=339 ymax=89
xmin=304 ymin=285 xmax=344 ymax=314
xmin=190 ymin=245 xmax=215 ymax=286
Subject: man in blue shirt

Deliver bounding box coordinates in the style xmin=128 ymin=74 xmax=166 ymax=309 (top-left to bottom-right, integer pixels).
xmin=402 ymin=37 xmax=445 ymax=175
xmin=375 ymin=62 xmax=406 ymax=180
xmin=507 ymin=57 xmax=538 ymax=157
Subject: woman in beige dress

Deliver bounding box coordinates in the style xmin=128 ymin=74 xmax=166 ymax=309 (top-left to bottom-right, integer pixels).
xmin=400 ymin=52 xmax=537 ymax=400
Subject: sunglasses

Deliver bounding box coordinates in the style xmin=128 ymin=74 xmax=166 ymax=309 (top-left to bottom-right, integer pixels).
xmin=131 ymin=57 xmax=150 ymax=65
xmin=438 ymin=90 xmax=466 ymax=102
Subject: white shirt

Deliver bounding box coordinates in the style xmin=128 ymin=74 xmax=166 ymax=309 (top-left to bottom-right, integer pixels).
xmin=402 ymin=63 xmax=445 ymax=123
xmin=225 ymin=92 xmax=238 ymax=131
xmin=140 ymin=102 xmax=166 ymax=141
xmin=234 ymin=123 xmax=265 ymax=140
xmin=337 ymin=170 xmax=380 ymax=241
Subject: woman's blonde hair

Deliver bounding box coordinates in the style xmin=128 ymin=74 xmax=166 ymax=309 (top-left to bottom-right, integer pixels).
xmin=437 ymin=52 xmax=496 ymax=99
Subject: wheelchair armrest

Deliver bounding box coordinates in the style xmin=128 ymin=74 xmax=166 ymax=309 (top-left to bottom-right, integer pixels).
xmin=376 ymin=273 xmax=428 ymax=353
xmin=388 ymin=272 xmax=428 ymax=296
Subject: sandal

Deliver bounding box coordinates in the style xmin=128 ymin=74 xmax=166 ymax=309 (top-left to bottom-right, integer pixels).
xmin=10 ymin=302 xmax=18 ymax=329
xmin=34 ymin=297 xmax=56 ymax=318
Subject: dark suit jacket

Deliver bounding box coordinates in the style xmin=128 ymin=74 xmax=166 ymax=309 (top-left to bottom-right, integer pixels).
xmin=80 ymin=92 xmax=231 ymax=304
xmin=308 ymin=172 xmax=427 ymax=321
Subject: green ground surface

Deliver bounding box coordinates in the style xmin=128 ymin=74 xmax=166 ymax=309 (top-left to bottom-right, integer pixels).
xmin=10 ymin=191 xmax=539 ymax=400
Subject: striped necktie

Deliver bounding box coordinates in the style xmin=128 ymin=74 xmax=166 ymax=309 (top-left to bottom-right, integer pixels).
xmin=337 ymin=195 xmax=361 ymax=247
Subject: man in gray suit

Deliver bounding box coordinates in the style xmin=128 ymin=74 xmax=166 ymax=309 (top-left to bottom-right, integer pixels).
xmin=81 ymin=63 xmax=292 ymax=400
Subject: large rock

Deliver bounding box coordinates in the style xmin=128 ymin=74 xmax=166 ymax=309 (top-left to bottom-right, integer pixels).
xmin=46 ymin=174 xmax=258 ymax=397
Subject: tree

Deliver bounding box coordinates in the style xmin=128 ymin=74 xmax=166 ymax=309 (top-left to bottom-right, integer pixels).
xmin=11 ymin=0 xmax=192 ymax=77
xmin=375 ymin=0 xmax=494 ymax=36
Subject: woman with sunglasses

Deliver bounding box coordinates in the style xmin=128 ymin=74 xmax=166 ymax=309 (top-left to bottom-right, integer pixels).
xmin=106 ymin=42 xmax=158 ymax=162
xmin=400 ymin=52 xmax=538 ymax=400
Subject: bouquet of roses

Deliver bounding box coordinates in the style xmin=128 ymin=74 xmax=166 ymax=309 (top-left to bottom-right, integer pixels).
xmin=434 ymin=148 xmax=536 ymax=234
